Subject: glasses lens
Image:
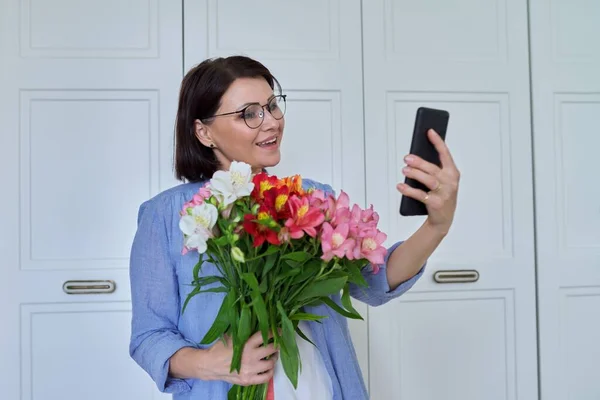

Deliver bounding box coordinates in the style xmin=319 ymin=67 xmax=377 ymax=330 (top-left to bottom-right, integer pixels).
xmin=268 ymin=96 xmax=286 ymax=120
xmin=243 ymin=105 xmax=264 ymax=128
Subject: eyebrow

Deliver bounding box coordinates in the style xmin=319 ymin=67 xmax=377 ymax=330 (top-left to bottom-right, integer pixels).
xmin=235 ymin=95 xmax=276 ymax=111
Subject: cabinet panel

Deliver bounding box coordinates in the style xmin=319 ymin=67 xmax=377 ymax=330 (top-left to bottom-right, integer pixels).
xmin=363 ymin=1 xmax=539 ymax=399
xmin=530 ymin=0 xmax=600 ymax=398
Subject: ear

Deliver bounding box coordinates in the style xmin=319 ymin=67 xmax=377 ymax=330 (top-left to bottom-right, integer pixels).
xmin=194 ymin=119 xmax=216 ymax=148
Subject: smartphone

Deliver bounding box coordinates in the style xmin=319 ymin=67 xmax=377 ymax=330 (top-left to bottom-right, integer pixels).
xmin=399 ymin=107 xmax=450 ymax=216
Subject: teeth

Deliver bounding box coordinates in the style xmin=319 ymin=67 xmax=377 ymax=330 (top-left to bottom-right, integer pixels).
xmin=258 ymin=138 xmax=276 ymax=146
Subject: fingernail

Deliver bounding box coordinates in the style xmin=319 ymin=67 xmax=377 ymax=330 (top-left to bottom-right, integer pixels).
xmin=404 ymin=155 xmax=414 ymax=163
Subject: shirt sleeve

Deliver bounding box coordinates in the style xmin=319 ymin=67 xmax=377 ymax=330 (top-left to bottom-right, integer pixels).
xmin=128 ymin=197 xmax=199 ymax=394
xmin=306 ymin=180 xmax=426 ymax=307
xmin=349 ymin=240 xmax=425 ymax=307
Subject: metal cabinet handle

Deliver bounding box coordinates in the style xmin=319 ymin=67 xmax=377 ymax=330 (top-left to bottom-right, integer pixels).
xmin=63 ymin=280 xmax=116 ymax=294
xmin=433 ymin=270 xmax=479 ymax=283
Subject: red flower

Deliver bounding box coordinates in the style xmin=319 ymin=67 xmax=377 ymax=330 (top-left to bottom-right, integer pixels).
xmin=251 ymin=172 xmax=280 ymax=201
xmin=263 ymin=185 xmax=291 ymax=220
xmin=285 ymin=195 xmax=325 ymax=239
xmin=243 ymin=211 xmax=281 ymax=248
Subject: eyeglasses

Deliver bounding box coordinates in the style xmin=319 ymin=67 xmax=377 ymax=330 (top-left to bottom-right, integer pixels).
xmin=203 ymin=95 xmax=287 ymax=129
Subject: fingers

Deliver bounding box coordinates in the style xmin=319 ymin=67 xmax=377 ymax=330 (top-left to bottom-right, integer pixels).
xmin=402 ymin=166 xmax=439 ymax=191
xmin=246 ymin=368 xmax=275 ymax=386
xmin=255 ymin=343 xmax=278 ymax=360
xmin=404 ymin=129 xmax=458 ymax=177
xmin=404 ymin=153 xmax=441 ymax=176
xmin=235 ymin=368 xmax=274 ymax=386
xmin=397 ymin=183 xmax=444 ymax=209
xmin=250 ymin=353 xmax=279 ymax=374
xmin=235 ymin=353 xmax=278 ymax=386
xmin=247 ymin=330 xmax=272 ymax=347
xmin=427 ymin=129 xmax=456 ymax=170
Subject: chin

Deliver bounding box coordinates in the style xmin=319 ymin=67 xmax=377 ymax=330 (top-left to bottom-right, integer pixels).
xmin=259 ymin=153 xmax=281 ymax=169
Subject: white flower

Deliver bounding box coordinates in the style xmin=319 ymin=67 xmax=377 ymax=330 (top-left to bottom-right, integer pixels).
xmin=179 ymin=202 xmax=218 ymax=254
xmin=209 ymin=161 xmax=255 ymax=207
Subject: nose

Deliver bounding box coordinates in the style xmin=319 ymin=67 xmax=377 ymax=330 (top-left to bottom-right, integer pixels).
xmin=261 ymin=108 xmax=279 ymax=130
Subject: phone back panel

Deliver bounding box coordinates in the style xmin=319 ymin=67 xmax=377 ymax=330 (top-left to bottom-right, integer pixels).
xmin=400 ymin=107 xmax=449 ymax=216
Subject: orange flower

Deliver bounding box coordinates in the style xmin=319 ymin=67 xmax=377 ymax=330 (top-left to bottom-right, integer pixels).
xmin=278 ymin=175 xmax=304 ymax=196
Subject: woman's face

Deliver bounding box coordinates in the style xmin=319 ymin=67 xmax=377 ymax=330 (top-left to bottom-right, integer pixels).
xmin=195 ymin=77 xmax=285 ymax=174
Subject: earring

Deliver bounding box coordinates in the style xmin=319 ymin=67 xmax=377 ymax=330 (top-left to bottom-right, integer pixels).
xmin=209 ymin=143 xmax=215 ymax=148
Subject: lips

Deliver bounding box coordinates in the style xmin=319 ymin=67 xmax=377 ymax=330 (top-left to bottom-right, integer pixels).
xmin=256 ymin=135 xmax=278 ymax=147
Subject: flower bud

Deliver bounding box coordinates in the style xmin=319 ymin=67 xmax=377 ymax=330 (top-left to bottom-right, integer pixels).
xmin=231 ymin=247 xmax=246 ymax=263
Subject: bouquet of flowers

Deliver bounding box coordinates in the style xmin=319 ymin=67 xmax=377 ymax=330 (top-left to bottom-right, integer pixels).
xmin=179 ymin=161 xmax=387 ymax=400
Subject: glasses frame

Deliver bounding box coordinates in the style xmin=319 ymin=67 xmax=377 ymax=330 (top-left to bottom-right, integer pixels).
xmin=202 ymin=94 xmax=287 ymax=129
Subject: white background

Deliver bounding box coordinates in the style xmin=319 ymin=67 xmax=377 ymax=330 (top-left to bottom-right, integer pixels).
xmin=0 ymin=1 xmax=598 ymax=399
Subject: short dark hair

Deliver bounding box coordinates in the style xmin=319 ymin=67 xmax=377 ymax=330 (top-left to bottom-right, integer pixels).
xmin=174 ymin=55 xmax=282 ymax=182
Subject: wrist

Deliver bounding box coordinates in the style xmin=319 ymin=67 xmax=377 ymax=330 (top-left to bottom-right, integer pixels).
xmin=423 ymin=218 xmax=450 ymax=239
xmin=195 ymin=347 xmax=216 ymax=381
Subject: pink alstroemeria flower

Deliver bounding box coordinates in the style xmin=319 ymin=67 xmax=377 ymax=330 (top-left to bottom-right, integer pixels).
xmin=349 ymin=204 xmax=380 ymax=238
xmin=180 ymin=185 xmax=212 ymax=216
xmin=285 ymin=195 xmax=325 ymax=239
xmin=353 ymin=231 xmax=387 ymax=269
xmin=321 ymin=222 xmax=356 ymax=262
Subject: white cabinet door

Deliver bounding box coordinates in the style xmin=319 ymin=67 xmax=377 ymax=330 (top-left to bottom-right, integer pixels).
xmin=529 ymin=1 xmax=600 ymax=399
xmin=0 ymin=1 xmax=182 ymax=399
xmin=362 ymin=1 xmax=539 ymax=399
xmin=182 ymin=0 xmax=370 ymax=384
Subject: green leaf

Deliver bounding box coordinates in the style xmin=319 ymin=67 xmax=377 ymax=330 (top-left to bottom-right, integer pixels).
xmin=290 ymin=264 xmax=320 ymax=286
xmin=281 ymin=251 xmax=310 ymax=262
xmin=200 ymin=290 xmax=234 ymax=344
xmin=344 ymin=260 xmax=369 ymax=287
xmin=290 ymin=312 xmax=326 ymax=322
xmin=241 ymin=273 xmax=270 ymax=344
xmin=295 ymin=325 xmax=317 ymax=347
xmin=227 ymin=385 xmax=239 ymax=400
xmin=261 ymin=252 xmax=278 ymax=278
xmin=192 ymin=259 xmax=203 ymax=282
xmin=195 ymin=286 xmax=228 ymax=295
xmin=262 ymin=245 xmax=280 ymax=256
xmin=274 ymin=267 xmax=301 ymax=284
xmin=322 ymin=296 xmax=364 ymax=320
xmin=294 ymin=277 xmax=348 ymax=303
xmin=258 ymin=277 xmax=268 ymax=293
xmin=341 ymin=284 xmax=363 ymax=319
xmin=238 ymin=304 xmax=252 ymax=343
xmin=212 ymin=236 xmax=228 ymax=246
xmin=181 ymin=286 xmax=201 ymax=315
xmin=285 ymin=259 xmax=302 ymax=269
xmin=229 ymin=299 xmax=243 ymax=373
xmin=277 ymin=301 xmax=300 ymax=388
xmin=192 ymin=275 xmax=228 ymax=287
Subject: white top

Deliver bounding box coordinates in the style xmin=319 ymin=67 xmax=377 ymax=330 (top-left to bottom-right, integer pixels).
xmin=273 ymin=321 xmax=333 ymax=400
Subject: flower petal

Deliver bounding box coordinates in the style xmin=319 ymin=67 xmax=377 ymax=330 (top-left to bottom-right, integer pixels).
xmin=179 ymin=215 xmax=198 ymax=236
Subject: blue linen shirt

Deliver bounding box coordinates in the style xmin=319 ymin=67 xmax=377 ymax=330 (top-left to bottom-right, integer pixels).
xmin=129 ymin=179 xmax=425 ymax=400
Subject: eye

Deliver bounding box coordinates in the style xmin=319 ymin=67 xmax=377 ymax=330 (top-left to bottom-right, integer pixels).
xmin=243 ymin=105 xmax=263 ymax=120
xmin=244 ymin=111 xmax=258 ymax=119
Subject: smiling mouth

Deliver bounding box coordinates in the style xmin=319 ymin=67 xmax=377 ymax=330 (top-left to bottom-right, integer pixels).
xmin=256 ymin=136 xmax=278 ymax=147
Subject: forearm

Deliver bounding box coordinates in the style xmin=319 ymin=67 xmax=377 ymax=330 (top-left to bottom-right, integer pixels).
xmin=169 ymin=347 xmax=212 ymax=381
xmin=386 ymin=219 xmax=446 ymax=290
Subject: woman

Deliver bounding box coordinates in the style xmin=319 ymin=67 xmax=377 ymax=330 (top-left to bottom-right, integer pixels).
xmin=129 ymin=55 xmax=460 ymax=399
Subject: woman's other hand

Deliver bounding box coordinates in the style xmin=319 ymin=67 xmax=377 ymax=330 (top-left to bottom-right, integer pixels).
xmin=201 ymin=330 xmax=278 ymax=386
